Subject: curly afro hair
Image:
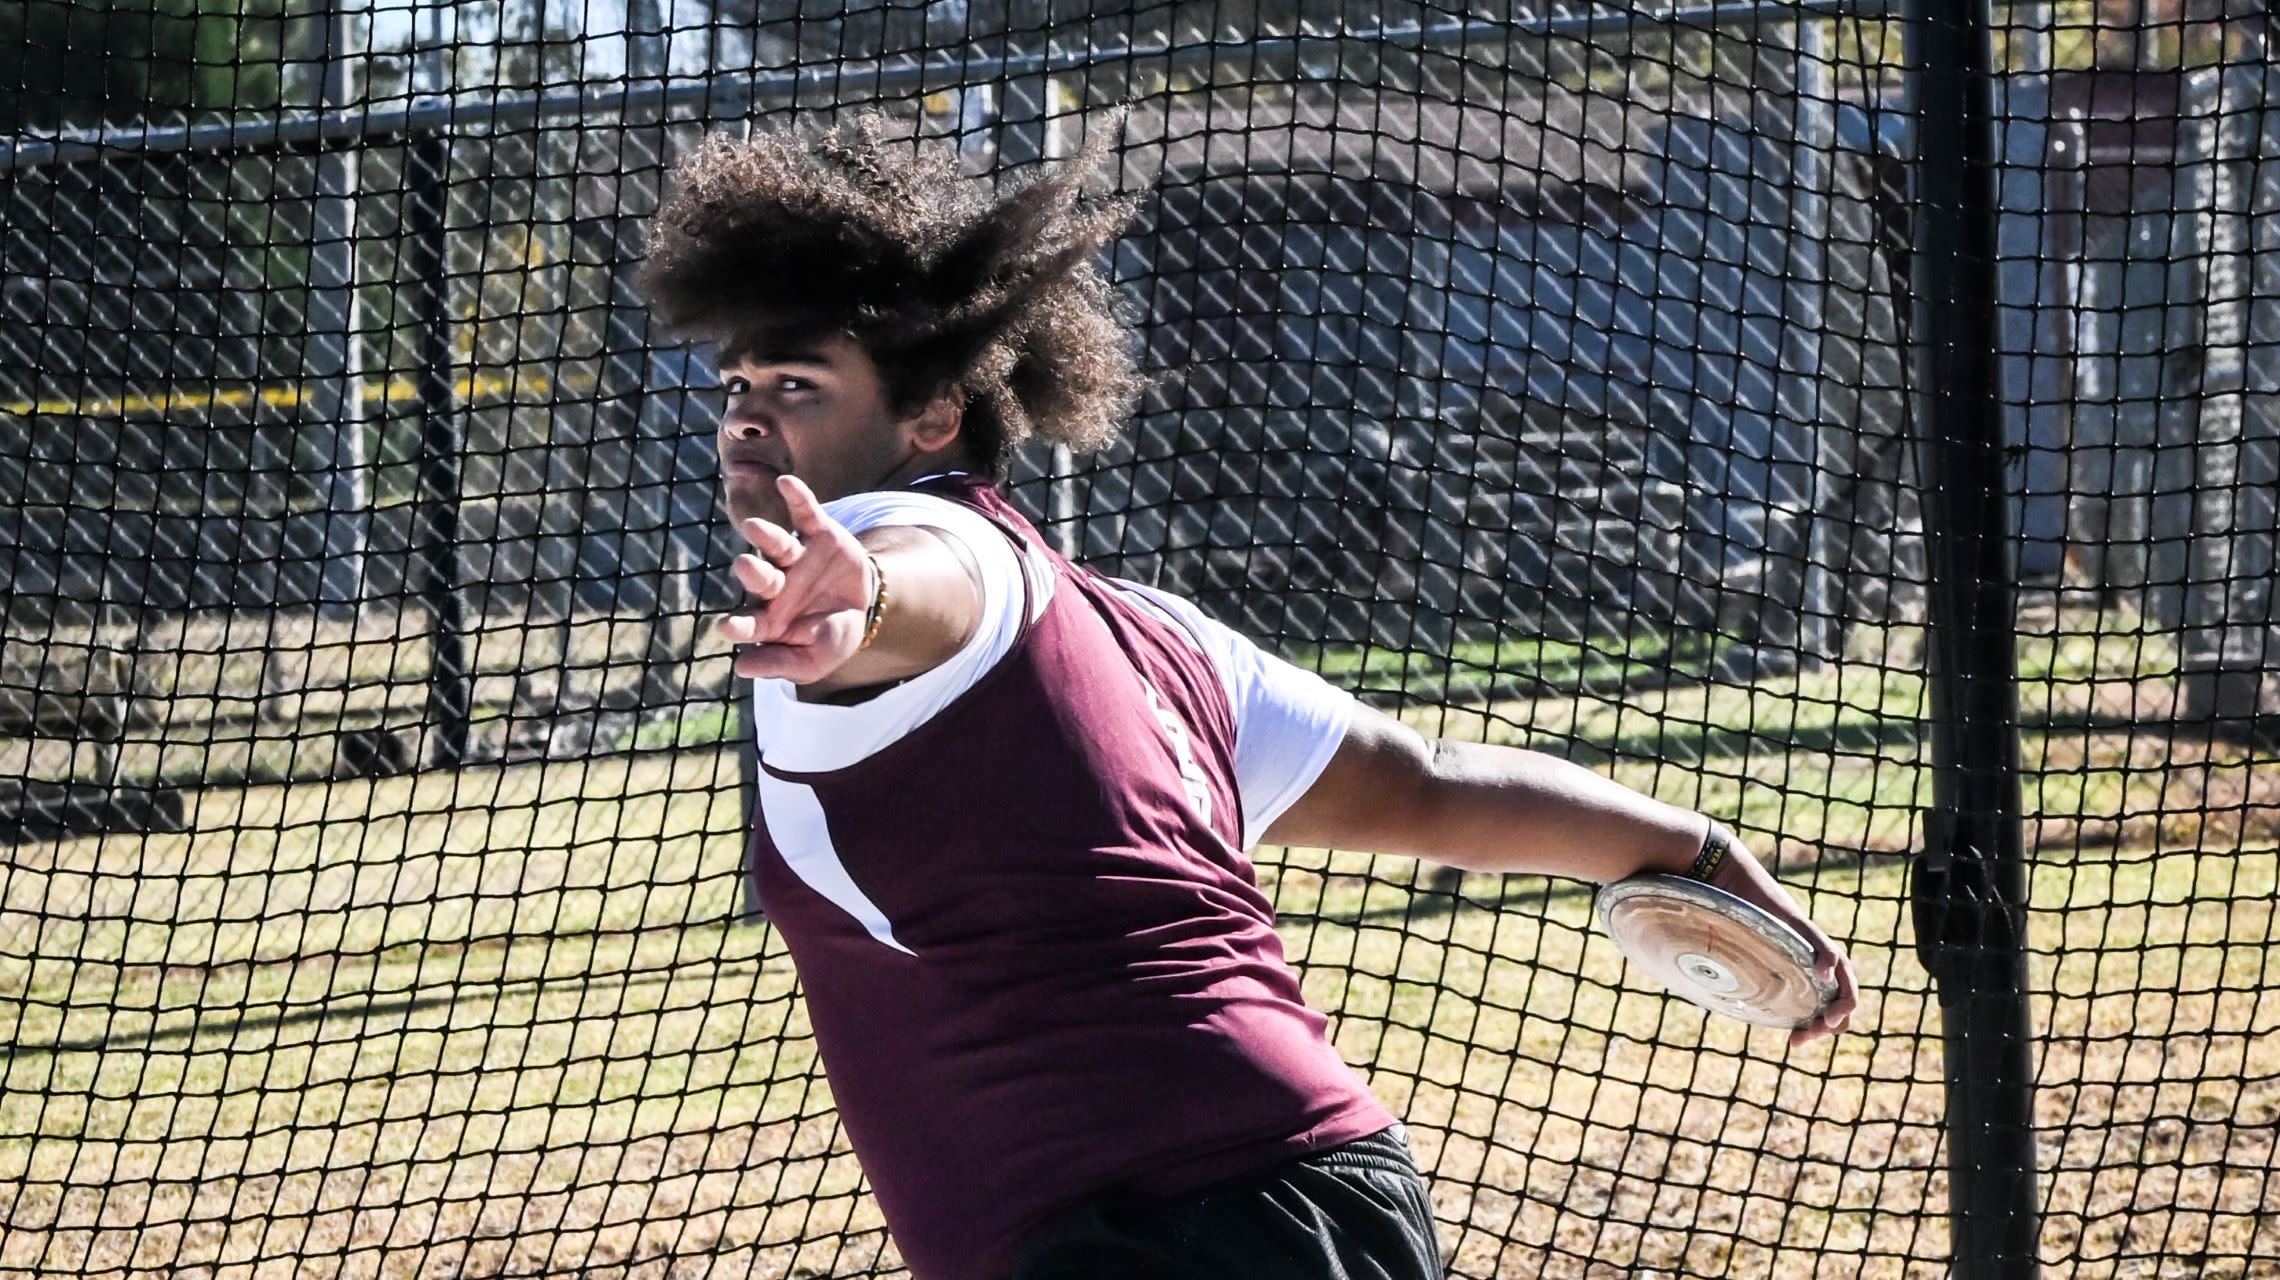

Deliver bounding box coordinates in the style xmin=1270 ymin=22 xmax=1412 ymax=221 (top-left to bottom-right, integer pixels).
xmin=636 ymin=112 xmax=1143 ymax=477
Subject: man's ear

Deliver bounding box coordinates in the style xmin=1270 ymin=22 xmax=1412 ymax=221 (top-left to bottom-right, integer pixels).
xmin=903 ymin=391 xmax=965 ymax=454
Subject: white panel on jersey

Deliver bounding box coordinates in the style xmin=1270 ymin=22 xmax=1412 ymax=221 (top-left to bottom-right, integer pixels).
xmin=752 ymin=489 xmax=1050 ymax=775
xmin=744 ymin=483 xmax=1353 ymax=850
xmin=1105 ymin=580 xmax=1355 ymax=849
xmin=757 ymin=768 xmax=916 ymax=956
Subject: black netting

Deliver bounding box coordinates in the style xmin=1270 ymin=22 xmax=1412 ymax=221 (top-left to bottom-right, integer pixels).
xmin=1 ymin=2 xmax=2274 ymax=1277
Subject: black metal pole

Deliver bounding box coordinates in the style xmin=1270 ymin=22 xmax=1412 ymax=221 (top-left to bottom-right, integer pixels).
xmin=406 ymin=128 xmax=472 ymax=769
xmin=737 ymin=687 xmax=763 ymax=924
xmin=1904 ymin=0 xmax=2042 ymax=1273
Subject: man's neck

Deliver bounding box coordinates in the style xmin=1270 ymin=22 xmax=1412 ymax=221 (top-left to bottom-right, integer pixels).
xmin=876 ymin=447 xmax=981 ymax=491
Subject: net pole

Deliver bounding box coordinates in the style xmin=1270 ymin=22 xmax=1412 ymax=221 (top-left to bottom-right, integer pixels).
xmin=737 ymin=685 xmax=763 ymax=922
xmin=996 ymin=61 xmax=1084 ymax=558
xmin=1041 ymin=82 xmax=1079 ymax=561
xmin=407 ymin=127 xmax=472 ymax=769
xmin=1784 ymin=12 xmax=1842 ymax=669
xmin=612 ymin=0 xmax=696 ymax=718
xmin=306 ymin=0 xmax=370 ymax=615
xmin=1902 ymin=0 xmax=2043 ymax=1272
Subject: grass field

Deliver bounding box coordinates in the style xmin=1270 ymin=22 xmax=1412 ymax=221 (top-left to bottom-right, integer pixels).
xmin=2 ymin=608 xmax=2276 ymax=1279
xmin=0 ymin=605 xmax=740 ymax=790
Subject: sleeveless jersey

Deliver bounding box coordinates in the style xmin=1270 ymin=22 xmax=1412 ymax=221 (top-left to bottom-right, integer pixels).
xmin=744 ymin=475 xmax=1394 ymax=1280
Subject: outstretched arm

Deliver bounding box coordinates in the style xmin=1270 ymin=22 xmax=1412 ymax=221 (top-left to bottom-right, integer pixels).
xmin=1264 ymin=703 xmax=1860 ymax=1044
xmin=718 ymin=474 xmax=984 ymax=693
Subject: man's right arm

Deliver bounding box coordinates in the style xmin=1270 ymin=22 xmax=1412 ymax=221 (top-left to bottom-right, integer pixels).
xmin=1264 ymin=703 xmax=1860 ymax=1042
xmin=1261 ymin=704 xmax=1708 ymax=883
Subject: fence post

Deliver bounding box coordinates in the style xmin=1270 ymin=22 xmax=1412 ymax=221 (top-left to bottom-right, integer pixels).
xmin=406 ymin=128 xmax=471 ymax=769
xmin=612 ymin=0 xmax=702 ymax=720
xmin=738 ymin=686 xmax=762 ymax=923
xmin=1904 ymin=0 xmax=2043 ymax=1272
xmin=994 ymin=63 xmax=1085 ymax=558
xmin=306 ymin=0 xmax=370 ymax=614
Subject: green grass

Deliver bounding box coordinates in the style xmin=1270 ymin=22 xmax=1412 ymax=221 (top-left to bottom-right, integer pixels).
xmin=1293 ymin=603 xmax=2174 ymax=710
xmin=1290 ymin=630 xmax=1721 ymax=706
xmin=1 ymin=603 xmax=2275 ymax=1278
xmin=1359 ymin=607 xmax=2271 ymax=865
xmin=1 ymin=606 xmax=750 ymax=790
xmin=1261 ymin=843 xmax=2279 ymax=1280
xmin=0 ymin=752 xmax=881 ymax=1279
xmin=633 ymin=701 xmax=742 ymax=751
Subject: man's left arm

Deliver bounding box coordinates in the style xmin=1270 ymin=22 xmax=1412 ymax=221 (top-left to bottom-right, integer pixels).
xmin=1264 ymin=702 xmax=1861 ymax=1043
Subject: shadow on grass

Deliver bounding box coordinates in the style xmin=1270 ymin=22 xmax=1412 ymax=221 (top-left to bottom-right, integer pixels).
xmin=119 ymin=732 xmax=741 ymax=795
xmin=2015 ymin=705 xmax=2166 ymax=735
xmin=3 ymin=952 xmax=772 ymax=1059
xmin=1334 ymin=630 xmax=1723 ymax=710
xmin=1352 ymin=653 xmax=1721 ymax=712
xmin=1515 ymin=709 xmax=1931 ymax=771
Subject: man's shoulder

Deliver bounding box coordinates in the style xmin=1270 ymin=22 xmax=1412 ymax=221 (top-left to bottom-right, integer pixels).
xmin=828 ymin=476 xmax=1033 ymax=533
xmin=822 ymin=486 xmax=975 ymax=523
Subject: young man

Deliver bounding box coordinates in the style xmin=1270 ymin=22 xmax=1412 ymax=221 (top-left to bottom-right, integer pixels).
xmin=636 ymin=115 xmax=1859 ymax=1280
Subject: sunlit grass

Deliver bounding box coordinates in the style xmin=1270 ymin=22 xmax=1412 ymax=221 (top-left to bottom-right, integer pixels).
xmin=1 ymin=601 xmax=2275 ymax=1277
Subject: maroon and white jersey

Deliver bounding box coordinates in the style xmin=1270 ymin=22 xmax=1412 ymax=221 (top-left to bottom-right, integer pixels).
xmin=744 ymin=475 xmax=1394 ymax=1280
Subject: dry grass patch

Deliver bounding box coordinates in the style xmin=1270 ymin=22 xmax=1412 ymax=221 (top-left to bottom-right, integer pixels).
xmin=0 ymin=596 xmax=2275 ymax=1278
xmin=2 ymin=607 xmax=743 ymax=788
xmin=1263 ymin=844 xmax=2279 ymax=1279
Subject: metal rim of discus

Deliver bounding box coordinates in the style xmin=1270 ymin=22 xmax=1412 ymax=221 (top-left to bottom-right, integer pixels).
xmin=1594 ymin=873 xmax=1837 ymax=1029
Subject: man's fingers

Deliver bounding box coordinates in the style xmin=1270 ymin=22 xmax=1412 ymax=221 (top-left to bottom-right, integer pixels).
xmin=778 ymin=614 xmax=830 ymax=645
xmin=731 ymin=552 xmax=785 ymax=599
xmin=739 ymin=515 xmax=803 ymax=565
xmin=1791 ymin=1014 xmax=1841 ymax=1047
xmin=1787 ymin=948 xmax=1862 ymax=1046
xmin=1828 ymin=963 xmax=1861 ymax=1026
xmin=716 ymin=602 xmax=812 ymax=647
xmin=735 ymin=642 xmax=823 ymax=682
xmin=725 ymin=610 xmax=853 ymax=681
xmin=731 ymin=625 xmax=842 ymax=681
xmin=716 ymin=609 xmax=771 ymax=646
xmin=778 ymin=474 xmax=833 ymax=538
xmin=1790 ymin=1000 xmax=1850 ymax=1045
xmin=1822 ymin=947 xmax=1860 ymax=1010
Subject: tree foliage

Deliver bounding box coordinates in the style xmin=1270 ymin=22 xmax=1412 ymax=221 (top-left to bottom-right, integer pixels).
xmin=0 ymin=0 xmax=285 ymax=131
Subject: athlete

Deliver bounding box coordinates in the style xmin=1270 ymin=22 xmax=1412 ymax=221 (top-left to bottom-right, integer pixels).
xmin=635 ymin=114 xmax=1860 ymax=1280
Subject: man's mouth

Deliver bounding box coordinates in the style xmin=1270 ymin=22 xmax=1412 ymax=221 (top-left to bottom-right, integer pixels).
xmin=721 ymin=452 xmax=783 ymax=478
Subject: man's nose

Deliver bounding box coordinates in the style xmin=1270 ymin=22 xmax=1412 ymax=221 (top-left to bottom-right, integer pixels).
xmin=722 ymin=412 xmax=771 ymax=440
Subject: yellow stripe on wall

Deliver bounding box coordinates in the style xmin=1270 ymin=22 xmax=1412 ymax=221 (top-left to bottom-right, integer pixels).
xmin=0 ymin=369 xmax=578 ymax=420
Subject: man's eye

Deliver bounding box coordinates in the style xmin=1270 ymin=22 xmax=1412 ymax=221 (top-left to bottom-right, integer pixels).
xmin=722 ymin=377 xmax=751 ymax=396
xmin=777 ymin=377 xmax=814 ymax=395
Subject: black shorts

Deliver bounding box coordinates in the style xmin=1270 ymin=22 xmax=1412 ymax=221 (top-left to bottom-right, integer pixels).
xmin=1006 ymin=1125 xmax=1444 ymax=1280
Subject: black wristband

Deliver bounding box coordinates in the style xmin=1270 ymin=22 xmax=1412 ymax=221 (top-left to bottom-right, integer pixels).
xmin=1687 ymin=822 xmax=1733 ymax=882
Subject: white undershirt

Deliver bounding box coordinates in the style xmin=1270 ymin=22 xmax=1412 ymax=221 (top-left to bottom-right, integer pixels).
xmin=748 ymin=490 xmax=1355 ymax=849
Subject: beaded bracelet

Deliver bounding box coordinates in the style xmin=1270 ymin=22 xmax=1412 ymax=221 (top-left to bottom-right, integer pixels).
xmin=1688 ymin=821 xmax=1733 ymax=882
xmin=856 ymin=552 xmax=890 ymax=652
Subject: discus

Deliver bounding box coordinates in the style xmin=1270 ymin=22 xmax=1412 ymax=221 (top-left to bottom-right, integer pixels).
xmin=1594 ymin=873 xmax=1836 ymax=1028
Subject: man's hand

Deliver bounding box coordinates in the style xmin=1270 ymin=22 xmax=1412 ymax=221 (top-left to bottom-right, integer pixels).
xmin=719 ymin=474 xmax=874 ymax=684
xmin=1702 ymin=840 xmax=1861 ymax=1046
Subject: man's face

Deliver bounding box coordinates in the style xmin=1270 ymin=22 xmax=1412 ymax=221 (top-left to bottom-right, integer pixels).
xmin=714 ymin=333 xmax=914 ymax=526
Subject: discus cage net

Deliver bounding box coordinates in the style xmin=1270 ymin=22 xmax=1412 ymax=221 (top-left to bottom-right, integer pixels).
xmin=1 ymin=1 xmax=2275 ymax=1277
